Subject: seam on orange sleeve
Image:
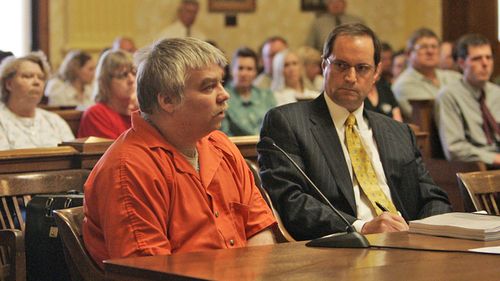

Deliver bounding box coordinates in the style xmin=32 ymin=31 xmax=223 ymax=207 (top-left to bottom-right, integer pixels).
xmin=117 ymin=155 xmax=148 ymax=252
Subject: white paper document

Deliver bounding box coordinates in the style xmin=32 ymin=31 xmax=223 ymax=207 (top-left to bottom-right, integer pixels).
xmin=469 ymin=246 xmax=500 ymax=254
xmin=409 ymin=212 xmax=500 ymax=241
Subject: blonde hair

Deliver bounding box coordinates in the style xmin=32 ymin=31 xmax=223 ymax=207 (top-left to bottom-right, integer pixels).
xmin=0 ymin=51 xmax=50 ymax=103
xmin=93 ymin=49 xmax=134 ymax=103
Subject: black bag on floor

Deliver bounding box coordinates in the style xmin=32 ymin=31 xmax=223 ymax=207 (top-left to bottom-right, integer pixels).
xmin=25 ymin=193 xmax=84 ymax=281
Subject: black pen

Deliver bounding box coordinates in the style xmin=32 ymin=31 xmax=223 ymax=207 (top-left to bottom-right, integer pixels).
xmin=375 ymin=201 xmax=389 ymax=213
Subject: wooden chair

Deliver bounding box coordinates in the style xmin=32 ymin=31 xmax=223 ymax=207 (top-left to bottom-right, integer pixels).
xmin=457 ymin=170 xmax=500 ymax=214
xmin=54 ymin=207 xmax=105 ymax=281
xmin=245 ymin=160 xmax=295 ymax=243
xmin=0 ymin=229 xmax=25 ymax=281
xmin=0 ymin=169 xmax=90 ymax=232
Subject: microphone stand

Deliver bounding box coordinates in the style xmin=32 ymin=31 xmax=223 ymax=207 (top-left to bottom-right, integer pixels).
xmin=264 ymin=138 xmax=369 ymax=248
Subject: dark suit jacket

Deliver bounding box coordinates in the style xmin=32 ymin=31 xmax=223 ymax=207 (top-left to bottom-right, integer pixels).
xmin=257 ymin=94 xmax=452 ymax=240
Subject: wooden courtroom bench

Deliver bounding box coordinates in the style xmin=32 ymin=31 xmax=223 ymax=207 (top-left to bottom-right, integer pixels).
xmin=0 ymin=137 xmax=113 ymax=174
xmin=61 ymin=137 xmax=114 ymax=169
xmin=408 ymin=123 xmax=430 ymax=159
xmin=52 ymin=109 xmax=84 ymax=137
xmin=0 ymin=136 xmax=258 ymax=176
xmin=229 ymin=135 xmax=259 ymax=164
xmin=0 ymin=146 xmax=79 ymax=174
xmin=38 ymin=106 xmax=83 ymax=137
xmin=409 ymin=99 xmax=443 ymax=158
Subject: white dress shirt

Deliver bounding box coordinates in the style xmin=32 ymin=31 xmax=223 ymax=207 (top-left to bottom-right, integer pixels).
xmin=324 ymin=94 xmax=395 ymax=231
xmin=156 ymin=20 xmax=207 ymax=41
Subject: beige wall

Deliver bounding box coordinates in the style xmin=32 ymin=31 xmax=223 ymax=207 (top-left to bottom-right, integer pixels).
xmin=49 ymin=0 xmax=441 ymax=68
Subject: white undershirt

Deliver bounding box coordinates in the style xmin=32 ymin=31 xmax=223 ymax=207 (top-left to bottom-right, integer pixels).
xmin=324 ymin=94 xmax=395 ymax=232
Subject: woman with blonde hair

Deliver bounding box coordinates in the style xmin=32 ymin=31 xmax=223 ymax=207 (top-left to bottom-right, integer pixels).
xmin=297 ymin=46 xmax=324 ymax=92
xmin=78 ymin=49 xmax=136 ymax=139
xmin=45 ymin=50 xmax=95 ymax=108
xmin=271 ymin=49 xmax=320 ymax=106
xmin=0 ymin=52 xmax=74 ymax=150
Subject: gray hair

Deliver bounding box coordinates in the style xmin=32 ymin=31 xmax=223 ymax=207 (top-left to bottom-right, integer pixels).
xmin=58 ymin=50 xmax=92 ymax=82
xmin=135 ymin=37 xmax=227 ymax=114
xmin=0 ymin=51 xmax=50 ymax=103
xmin=94 ymin=49 xmax=134 ymax=103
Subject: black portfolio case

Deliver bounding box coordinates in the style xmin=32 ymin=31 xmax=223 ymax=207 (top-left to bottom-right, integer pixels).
xmin=25 ymin=194 xmax=84 ymax=281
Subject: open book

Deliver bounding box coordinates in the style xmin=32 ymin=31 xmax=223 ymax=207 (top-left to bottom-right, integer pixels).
xmin=409 ymin=212 xmax=500 ymax=241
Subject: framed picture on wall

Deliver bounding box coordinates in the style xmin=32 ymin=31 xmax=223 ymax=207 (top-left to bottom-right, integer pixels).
xmin=301 ymin=0 xmax=326 ymax=11
xmin=208 ymin=0 xmax=256 ymax=13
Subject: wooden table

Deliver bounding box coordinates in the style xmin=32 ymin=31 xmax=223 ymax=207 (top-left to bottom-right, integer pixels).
xmin=104 ymin=232 xmax=500 ymax=281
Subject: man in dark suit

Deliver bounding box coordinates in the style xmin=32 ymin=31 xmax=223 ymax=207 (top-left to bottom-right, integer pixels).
xmin=257 ymin=23 xmax=451 ymax=241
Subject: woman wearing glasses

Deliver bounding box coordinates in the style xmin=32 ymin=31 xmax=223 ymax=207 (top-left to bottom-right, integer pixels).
xmin=78 ymin=50 xmax=137 ymax=139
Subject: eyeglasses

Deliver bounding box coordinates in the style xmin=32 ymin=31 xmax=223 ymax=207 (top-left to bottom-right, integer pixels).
xmin=325 ymin=58 xmax=374 ymax=77
xmin=111 ymin=68 xmax=137 ymax=79
xmin=413 ymin=44 xmax=439 ymax=52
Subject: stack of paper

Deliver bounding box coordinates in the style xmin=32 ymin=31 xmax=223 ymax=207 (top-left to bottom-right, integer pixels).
xmin=409 ymin=212 xmax=500 ymax=241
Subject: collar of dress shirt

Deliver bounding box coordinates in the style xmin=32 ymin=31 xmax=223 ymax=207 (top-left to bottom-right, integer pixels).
xmin=323 ymin=93 xmax=367 ymax=131
xmin=461 ymin=77 xmax=484 ymax=100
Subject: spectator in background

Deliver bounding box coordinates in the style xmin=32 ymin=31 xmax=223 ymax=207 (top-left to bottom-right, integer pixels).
xmin=365 ymin=42 xmax=403 ymax=121
xmin=221 ymin=47 xmax=276 ymax=136
xmin=157 ymin=0 xmax=206 ymax=40
xmin=78 ymin=50 xmax=136 ymax=139
xmin=254 ymin=36 xmax=288 ymax=90
xmin=379 ymin=42 xmax=394 ymax=85
xmin=439 ymin=41 xmax=458 ymax=71
xmin=306 ymin=0 xmax=365 ymax=51
xmin=391 ymin=49 xmax=407 ymax=82
xmin=0 ymin=52 xmax=74 ymax=150
xmin=436 ymin=33 xmax=500 ymax=168
xmin=297 ymin=46 xmax=324 ymax=92
xmin=44 ymin=50 xmax=96 ymax=108
xmin=271 ymin=49 xmax=320 ymax=106
xmin=392 ymin=28 xmax=460 ymax=120
xmin=112 ymin=36 xmax=137 ymax=53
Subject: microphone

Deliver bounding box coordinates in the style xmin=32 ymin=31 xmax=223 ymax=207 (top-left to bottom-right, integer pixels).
xmin=260 ymin=137 xmax=369 ymax=248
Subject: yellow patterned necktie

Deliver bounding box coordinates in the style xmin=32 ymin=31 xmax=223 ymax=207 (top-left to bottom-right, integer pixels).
xmin=345 ymin=114 xmax=397 ymax=215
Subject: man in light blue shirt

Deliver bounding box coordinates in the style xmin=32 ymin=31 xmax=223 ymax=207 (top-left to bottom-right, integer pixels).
xmin=435 ymin=33 xmax=500 ymax=168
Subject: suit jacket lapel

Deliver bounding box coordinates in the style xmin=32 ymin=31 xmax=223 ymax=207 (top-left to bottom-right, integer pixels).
xmin=309 ymin=96 xmax=356 ymax=214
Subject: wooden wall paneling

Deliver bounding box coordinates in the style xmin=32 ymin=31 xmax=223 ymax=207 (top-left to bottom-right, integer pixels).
xmin=442 ymin=0 xmax=500 ymax=77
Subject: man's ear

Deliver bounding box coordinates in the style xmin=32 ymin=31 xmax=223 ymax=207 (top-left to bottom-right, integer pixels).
xmin=156 ymin=94 xmax=176 ymax=114
xmin=5 ymin=79 xmax=13 ymax=92
xmin=373 ymin=62 xmax=382 ymax=84
xmin=457 ymin=57 xmax=466 ymax=72
xmin=321 ymin=59 xmax=328 ymax=75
